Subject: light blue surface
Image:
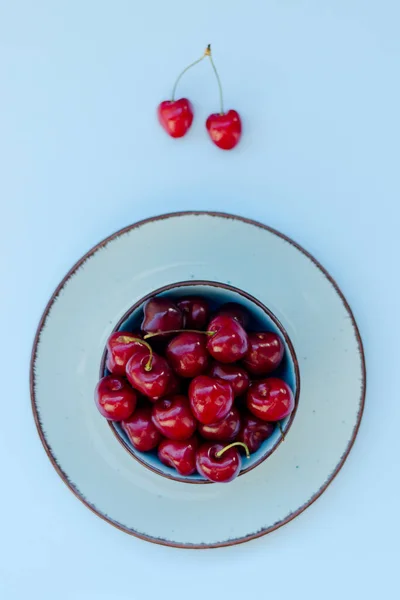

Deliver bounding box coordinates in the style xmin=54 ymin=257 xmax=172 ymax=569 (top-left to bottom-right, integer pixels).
xmin=1 ymin=1 xmax=399 ymax=599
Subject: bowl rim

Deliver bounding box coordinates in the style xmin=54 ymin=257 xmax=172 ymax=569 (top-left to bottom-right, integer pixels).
xmin=100 ymin=279 xmax=301 ymax=484
xmin=30 ymin=210 xmax=366 ymax=548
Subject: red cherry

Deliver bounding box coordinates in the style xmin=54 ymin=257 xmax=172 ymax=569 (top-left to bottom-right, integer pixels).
xmin=189 ymin=375 xmax=233 ymax=425
xmin=243 ymin=332 xmax=284 ymax=375
xmin=198 ymin=406 xmax=241 ymax=442
xmin=121 ymin=404 xmax=161 ymax=451
xmin=166 ymin=332 xmax=209 ymax=378
xmin=206 ymin=109 xmax=242 ymax=150
xmin=158 ymin=436 xmax=198 ymax=476
xmin=216 ymin=302 xmax=250 ymax=328
xmin=157 ymin=99 xmax=194 ymax=138
xmin=141 ymin=297 xmax=183 ymax=334
xmin=203 ymin=45 xmax=242 ymax=150
xmin=151 ymin=395 xmax=196 ymax=440
xmin=237 ymin=412 xmax=275 ymax=453
xmin=95 ymin=375 xmax=137 ymax=421
xmin=126 ymin=348 xmax=172 ymax=401
xmin=206 ymin=315 xmax=249 ymax=363
xmin=247 ymin=378 xmax=295 ymax=422
xmin=157 ymin=46 xmax=212 ymax=140
xmin=176 ymin=297 xmax=210 ymax=329
xmin=209 ymin=362 xmax=249 ymax=397
xmin=105 ymin=331 xmax=144 ymax=375
xmin=196 ymin=442 xmax=241 ymax=483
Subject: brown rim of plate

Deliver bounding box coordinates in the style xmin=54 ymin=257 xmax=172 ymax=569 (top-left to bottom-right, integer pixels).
xmin=101 ymin=279 xmax=301 ymax=484
xmin=30 ymin=210 xmax=366 ymax=549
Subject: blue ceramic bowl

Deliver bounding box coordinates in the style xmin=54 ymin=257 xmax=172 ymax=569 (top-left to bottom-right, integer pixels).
xmin=102 ymin=280 xmax=300 ymax=483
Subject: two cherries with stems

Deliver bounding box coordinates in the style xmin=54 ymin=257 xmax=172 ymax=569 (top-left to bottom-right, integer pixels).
xmin=158 ymin=45 xmax=241 ymax=150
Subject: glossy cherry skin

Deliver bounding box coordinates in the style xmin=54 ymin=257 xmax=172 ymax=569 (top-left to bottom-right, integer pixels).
xmin=237 ymin=412 xmax=275 ymax=453
xmin=189 ymin=375 xmax=233 ymax=425
xmin=206 ymin=110 xmax=242 ymax=150
xmin=105 ymin=331 xmax=144 ymax=375
xmin=166 ymin=332 xmax=209 ymax=378
xmin=207 ymin=316 xmax=249 ymax=363
xmin=177 ymin=297 xmax=210 ymax=329
xmin=141 ymin=297 xmax=183 ymax=334
xmin=121 ymin=404 xmax=161 ymax=451
xmin=209 ymin=362 xmax=249 ymax=397
xmin=126 ymin=349 xmax=172 ymax=401
xmin=151 ymin=395 xmax=196 ymax=440
xmin=95 ymin=376 xmax=137 ymax=421
xmin=158 ymin=436 xmax=198 ymax=476
xmin=196 ymin=442 xmax=241 ymax=483
xmin=243 ymin=332 xmax=285 ymax=375
xmin=216 ymin=302 xmax=250 ymax=328
xmin=158 ymin=99 xmax=194 ymax=138
xmin=198 ymin=407 xmax=241 ymax=442
xmin=247 ymin=378 xmax=294 ymax=421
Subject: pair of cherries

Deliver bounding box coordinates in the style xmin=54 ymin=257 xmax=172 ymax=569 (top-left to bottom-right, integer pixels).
xmin=95 ymin=296 xmax=294 ymax=482
xmin=158 ymin=45 xmax=242 ymax=150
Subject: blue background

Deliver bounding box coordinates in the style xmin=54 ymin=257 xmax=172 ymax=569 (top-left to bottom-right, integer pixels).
xmin=1 ymin=1 xmax=399 ymax=599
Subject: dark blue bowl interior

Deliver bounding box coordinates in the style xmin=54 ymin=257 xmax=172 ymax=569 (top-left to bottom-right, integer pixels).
xmin=106 ymin=282 xmax=298 ymax=483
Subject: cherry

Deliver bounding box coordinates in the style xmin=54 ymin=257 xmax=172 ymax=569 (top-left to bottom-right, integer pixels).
xmin=209 ymin=362 xmax=249 ymax=397
xmin=237 ymin=412 xmax=275 ymax=453
xmin=216 ymin=302 xmax=250 ymax=329
xmin=207 ymin=315 xmax=249 ymax=363
xmin=198 ymin=406 xmax=241 ymax=442
xmin=189 ymin=375 xmax=233 ymax=424
xmin=157 ymin=46 xmax=211 ymax=139
xmin=95 ymin=375 xmax=137 ymax=421
xmin=206 ymin=110 xmax=242 ymax=150
xmin=158 ymin=99 xmax=193 ymax=138
xmin=158 ymin=436 xmax=198 ymax=476
xmin=196 ymin=441 xmax=249 ymax=483
xmin=247 ymin=377 xmax=294 ymax=421
xmin=121 ymin=404 xmax=161 ymax=452
xmin=151 ymin=395 xmax=196 ymax=440
xmin=141 ymin=297 xmax=183 ymax=335
xmin=166 ymin=332 xmax=209 ymax=378
xmin=204 ymin=45 xmax=242 ymax=150
xmin=126 ymin=347 xmax=172 ymax=401
xmin=105 ymin=331 xmax=144 ymax=375
xmin=243 ymin=332 xmax=284 ymax=375
xmin=176 ymin=296 xmax=209 ymax=329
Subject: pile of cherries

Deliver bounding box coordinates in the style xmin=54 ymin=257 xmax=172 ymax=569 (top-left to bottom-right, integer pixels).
xmin=95 ymin=295 xmax=295 ymax=483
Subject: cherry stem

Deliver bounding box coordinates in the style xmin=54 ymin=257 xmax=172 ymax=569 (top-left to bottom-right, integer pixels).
xmin=130 ymin=338 xmax=154 ymax=372
xmin=171 ymin=46 xmax=210 ymax=101
xmin=143 ymin=329 xmax=215 ymax=340
xmin=215 ymin=442 xmax=250 ymax=459
xmin=206 ymin=44 xmax=224 ymax=115
xmin=278 ymin=421 xmax=285 ymax=440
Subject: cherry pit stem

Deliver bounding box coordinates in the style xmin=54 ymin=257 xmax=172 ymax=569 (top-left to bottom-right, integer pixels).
xmin=206 ymin=44 xmax=224 ymax=115
xmin=171 ymin=44 xmax=224 ymax=114
xmin=215 ymin=442 xmax=250 ymax=459
xmin=278 ymin=421 xmax=285 ymax=440
xmin=143 ymin=329 xmax=215 ymax=340
xmin=171 ymin=47 xmax=210 ymax=101
xmin=131 ymin=338 xmax=154 ymax=372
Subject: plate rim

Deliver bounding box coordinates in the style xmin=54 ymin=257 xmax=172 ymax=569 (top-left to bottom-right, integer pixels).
xmin=30 ymin=210 xmax=367 ymax=549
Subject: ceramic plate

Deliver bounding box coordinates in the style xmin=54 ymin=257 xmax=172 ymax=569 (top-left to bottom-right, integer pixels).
xmin=30 ymin=212 xmax=366 ymax=548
